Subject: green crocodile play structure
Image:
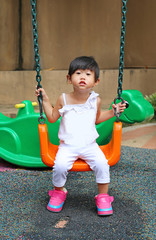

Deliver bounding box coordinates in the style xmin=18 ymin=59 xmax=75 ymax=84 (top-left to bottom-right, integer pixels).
xmin=0 ymin=90 xmax=154 ymax=168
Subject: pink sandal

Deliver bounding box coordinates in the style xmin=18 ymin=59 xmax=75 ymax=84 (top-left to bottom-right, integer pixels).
xmin=47 ymin=189 xmax=68 ymax=212
xmin=95 ymin=194 xmax=114 ymax=216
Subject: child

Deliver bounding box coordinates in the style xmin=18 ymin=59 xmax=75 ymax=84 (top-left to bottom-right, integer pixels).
xmin=35 ymin=56 xmax=126 ymax=216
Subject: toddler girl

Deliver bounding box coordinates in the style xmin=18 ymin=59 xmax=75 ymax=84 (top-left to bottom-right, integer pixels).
xmin=35 ymin=56 xmax=126 ymax=216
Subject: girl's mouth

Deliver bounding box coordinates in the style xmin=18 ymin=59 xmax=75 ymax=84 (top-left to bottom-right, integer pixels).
xmin=79 ymin=81 xmax=86 ymax=86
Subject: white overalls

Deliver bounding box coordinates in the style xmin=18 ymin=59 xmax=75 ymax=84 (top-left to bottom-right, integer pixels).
xmin=52 ymin=91 xmax=110 ymax=187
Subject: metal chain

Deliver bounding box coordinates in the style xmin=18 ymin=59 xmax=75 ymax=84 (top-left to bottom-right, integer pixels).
xmin=117 ymin=0 xmax=128 ymax=99
xmin=31 ymin=0 xmax=42 ymax=89
xmin=114 ymin=0 xmax=128 ymax=122
xmin=31 ymin=0 xmax=45 ymax=124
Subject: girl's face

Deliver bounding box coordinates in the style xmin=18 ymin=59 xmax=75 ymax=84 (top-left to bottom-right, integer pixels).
xmin=67 ymin=69 xmax=99 ymax=92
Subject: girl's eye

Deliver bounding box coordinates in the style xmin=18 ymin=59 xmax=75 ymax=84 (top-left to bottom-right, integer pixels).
xmin=76 ymin=71 xmax=81 ymax=74
xmin=86 ymin=72 xmax=91 ymax=76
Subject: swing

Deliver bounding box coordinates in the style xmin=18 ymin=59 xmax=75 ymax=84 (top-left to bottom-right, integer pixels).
xmin=31 ymin=0 xmax=128 ymax=170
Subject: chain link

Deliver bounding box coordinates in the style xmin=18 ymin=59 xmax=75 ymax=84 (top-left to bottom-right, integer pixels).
xmin=31 ymin=0 xmax=42 ymax=89
xmin=117 ymin=0 xmax=128 ymax=99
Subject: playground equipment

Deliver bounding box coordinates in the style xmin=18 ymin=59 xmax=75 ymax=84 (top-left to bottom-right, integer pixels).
xmin=0 ymin=1 xmax=154 ymax=168
xmin=29 ymin=0 xmax=151 ymax=170
xmin=0 ymin=89 xmax=153 ymax=168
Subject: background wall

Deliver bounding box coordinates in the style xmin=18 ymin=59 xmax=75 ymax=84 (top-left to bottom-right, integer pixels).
xmin=125 ymin=0 xmax=156 ymax=68
xmin=0 ymin=0 xmax=156 ymax=107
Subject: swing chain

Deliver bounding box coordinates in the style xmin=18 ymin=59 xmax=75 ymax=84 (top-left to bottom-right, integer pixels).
xmin=114 ymin=97 xmax=125 ymax=122
xmin=31 ymin=0 xmax=45 ymax=124
xmin=117 ymin=0 xmax=127 ymax=99
xmin=114 ymin=0 xmax=128 ymax=122
xmin=38 ymin=98 xmax=46 ymax=124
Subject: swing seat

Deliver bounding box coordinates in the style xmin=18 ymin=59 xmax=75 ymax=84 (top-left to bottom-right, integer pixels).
xmin=38 ymin=121 xmax=122 ymax=171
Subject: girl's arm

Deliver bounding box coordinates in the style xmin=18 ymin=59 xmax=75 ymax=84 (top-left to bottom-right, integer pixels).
xmin=96 ymin=97 xmax=126 ymax=124
xmin=35 ymin=87 xmax=63 ymax=123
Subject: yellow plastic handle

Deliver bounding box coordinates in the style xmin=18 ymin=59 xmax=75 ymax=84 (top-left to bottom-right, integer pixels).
xmin=15 ymin=102 xmax=38 ymax=109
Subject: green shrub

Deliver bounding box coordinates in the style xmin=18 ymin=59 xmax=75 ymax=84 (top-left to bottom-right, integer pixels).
xmin=145 ymin=92 xmax=156 ymax=119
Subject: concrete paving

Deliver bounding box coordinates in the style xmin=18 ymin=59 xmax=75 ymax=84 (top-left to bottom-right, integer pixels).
xmin=122 ymin=123 xmax=156 ymax=149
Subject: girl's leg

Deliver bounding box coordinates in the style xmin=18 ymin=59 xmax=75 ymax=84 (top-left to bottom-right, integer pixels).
xmin=52 ymin=143 xmax=77 ymax=188
xmin=98 ymin=183 xmax=109 ymax=194
xmin=86 ymin=144 xmax=113 ymax=215
xmin=48 ymin=144 xmax=77 ymax=212
xmin=83 ymin=143 xmax=110 ymax=187
xmin=54 ymin=186 xmax=64 ymax=191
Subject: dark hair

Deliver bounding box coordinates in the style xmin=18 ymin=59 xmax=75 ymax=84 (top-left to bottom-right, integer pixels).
xmin=68 ymin=56 xmax=99 ymax=82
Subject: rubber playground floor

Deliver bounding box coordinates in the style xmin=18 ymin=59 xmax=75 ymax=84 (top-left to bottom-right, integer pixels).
xmin=1 ymin=122 xmax=156 ymax=239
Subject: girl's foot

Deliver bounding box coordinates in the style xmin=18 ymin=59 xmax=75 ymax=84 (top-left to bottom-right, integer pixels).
xmin=47 ymin=188 xmax=68 ymax=212
xmin=95 ymin=194 xmax=114 ymax=216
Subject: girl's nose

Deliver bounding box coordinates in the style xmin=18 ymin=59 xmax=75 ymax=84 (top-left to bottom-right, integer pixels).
xmin=80 ymin=73 xmax=85 ymax=79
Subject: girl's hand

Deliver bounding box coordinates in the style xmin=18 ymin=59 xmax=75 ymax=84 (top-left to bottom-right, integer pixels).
xmin=112 ymin=101 xmax=126 ymax=115
xmin=35 ymin=86 xmax=48 ymax=100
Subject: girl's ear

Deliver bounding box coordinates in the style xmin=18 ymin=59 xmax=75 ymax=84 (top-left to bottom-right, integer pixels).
xmin=67 ymin=74 xmax=72 ymax=84
xmin=94 ymin=78 xmax=100 ymax=86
